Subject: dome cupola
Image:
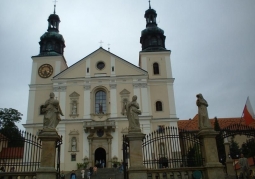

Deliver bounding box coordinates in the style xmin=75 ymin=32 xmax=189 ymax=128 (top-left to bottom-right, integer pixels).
xmin=140 ymin=1 xmax=166 ymax=52
xmin=38 ymin=5 xmax=65 ymax=56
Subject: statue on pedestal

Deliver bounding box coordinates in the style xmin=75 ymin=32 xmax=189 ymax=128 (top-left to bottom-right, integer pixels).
xmin=196 ymin=93 xmax=212 ymax=129
xmin=122 ymin=95 xmax=142 ymax=132
xmin=42 ymin=92 xmax=64 ymax=129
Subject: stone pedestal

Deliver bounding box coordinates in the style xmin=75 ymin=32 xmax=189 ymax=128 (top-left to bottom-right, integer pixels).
xmin=36 ymin=129 xmax=60 ymax=179
xmin=126 ymin=132 xmax=147 ymax=179
xmin=198 ymin=128 xmax=225 ymax=179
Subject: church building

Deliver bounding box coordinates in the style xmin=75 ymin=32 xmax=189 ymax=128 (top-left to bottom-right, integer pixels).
xmin=24 ymin=3 xmax=178 ymax=171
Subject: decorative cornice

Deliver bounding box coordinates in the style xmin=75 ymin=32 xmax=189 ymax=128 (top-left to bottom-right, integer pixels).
xmin=53 ymin=86 xmax=66 ymax=92
xmin=133 ymin=83 xmax=147 ymax=88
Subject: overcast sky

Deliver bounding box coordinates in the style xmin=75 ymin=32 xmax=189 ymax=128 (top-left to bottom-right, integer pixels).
xmin=0 ymin=0 xmax=254 ymax=130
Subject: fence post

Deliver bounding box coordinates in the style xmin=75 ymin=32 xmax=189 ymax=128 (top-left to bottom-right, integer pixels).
xmin=126 ymin=132 xmax=147 ymax=179
xmin=224 ymin=139 xmax=236 ymax=179
xmin=36 ymin=129 xmax=60 ymax=179
xmin=198 ymin=129 xmax=225 ymax=179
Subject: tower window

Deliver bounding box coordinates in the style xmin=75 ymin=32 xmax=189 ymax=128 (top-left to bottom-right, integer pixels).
xmin=153 ymin=63 xmax=159 ymax=74
xmin=156 ymin=101 xmax=162 ymax=111
xmin=112 ymin=66 xmax=114 ymax=72
xmin=95 ymin=90 xmax=106 ymax=114
xmin=87 ymin=68 xmax=89 ymax=73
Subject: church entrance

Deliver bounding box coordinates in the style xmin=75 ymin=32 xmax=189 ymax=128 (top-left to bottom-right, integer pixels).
xmin=95 ymin=147 xmax=106 ymax=168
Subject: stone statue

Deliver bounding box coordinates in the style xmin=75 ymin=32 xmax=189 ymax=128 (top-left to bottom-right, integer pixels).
xmin=122 ymin=95 xmax=141 ymax=132
xmin=196 ymin=93 xmax=212 ymax=129
xmin=42 ymin=92 xmax=64 ymax=129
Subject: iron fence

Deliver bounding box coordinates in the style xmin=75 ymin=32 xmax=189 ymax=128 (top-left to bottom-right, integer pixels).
xmin=0 ymin=130 xmax=41 ymax=172
xmin=142 ymin=127 xmax=203 ymax=169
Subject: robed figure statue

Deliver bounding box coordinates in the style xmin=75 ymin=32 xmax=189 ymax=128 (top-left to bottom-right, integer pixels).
xmin=196 ymin=93 xmax=212 ymax=129
xmin=42 ymin=92 xmax=64 ymax=129
xmin=122 ymin=95 xmax=142 ymax=132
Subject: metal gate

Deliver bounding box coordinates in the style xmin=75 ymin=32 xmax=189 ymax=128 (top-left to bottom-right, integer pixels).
xmin=56 ymin=135 xmax=63 ymax=179
xmin=122 ymin=135 xmax=129 ymax=179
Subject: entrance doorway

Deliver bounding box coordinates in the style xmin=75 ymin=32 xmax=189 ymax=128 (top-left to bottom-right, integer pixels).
xmin=95 ymin=147 xmax=106 ymax=168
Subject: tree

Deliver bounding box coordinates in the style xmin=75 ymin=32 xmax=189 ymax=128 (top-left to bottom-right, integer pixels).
xmin=187 ymin=143 xmax=203 ymax=167
xmin=0 ymin=108 xmax=23 ymax=147
xmin=229 ymin=136 xmax=241 ymax=159
xmin=241 ymin=139 xmax=255 ymax=158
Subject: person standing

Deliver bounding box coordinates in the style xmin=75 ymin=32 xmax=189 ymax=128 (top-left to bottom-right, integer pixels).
xmin=60 ymin=170 xmax=65 ymax=179
xmin=81 ymin=169 xmax=85 ymax=179
xmin=93 ymin=166 xmax=97 ymax=176
xmin=89 ymin=166 xmax=93 ymax=176
xmin=102 ymin=159 xmax=105 ymax=168
xmin=238 ymin=154 xmax=250 ymax=179
xmin=70 ymin=170 xmax=76 ymax=179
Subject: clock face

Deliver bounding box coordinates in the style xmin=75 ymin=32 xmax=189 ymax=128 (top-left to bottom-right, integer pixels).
xmin=38 ymin=64 xmax=53 ymax=78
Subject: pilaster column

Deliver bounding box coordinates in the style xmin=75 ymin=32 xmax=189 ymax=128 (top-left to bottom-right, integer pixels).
xmin=141 ymin=84 xmax=149 ymax=116
xmin=84 ymin=84 xmax=91 ymax=119
xmin=110 ymin=83 xmax=117 ymax=117
xmin=36 ymin=129 xmax=60 ymax=179
xmin=107 ymin=139 xmax=112 ymax=168
xmin=126 ymin=132 xmax=147 ymax=179
xmin=198 ymin=129 xmax=225 ymax=179
xmin=88 ymin=139 xmax=92 ymax=166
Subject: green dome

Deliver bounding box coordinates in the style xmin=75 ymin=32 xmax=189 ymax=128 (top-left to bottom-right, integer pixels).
xmin=145 ymin=8 xmax=157 ymax=17
xmin=40 ymin=31 xmax=65 ymax=43
xmin=141 ymin=26 xmax=164 ymax=36
xmin=48 ymin=14 xmax=60 ymax=21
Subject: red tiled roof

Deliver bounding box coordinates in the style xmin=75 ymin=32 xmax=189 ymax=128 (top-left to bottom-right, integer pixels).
xmin=178 ymin=114 xmax=253 ymax=131
xmin=0 ymin=147 xmax=24 ymax=159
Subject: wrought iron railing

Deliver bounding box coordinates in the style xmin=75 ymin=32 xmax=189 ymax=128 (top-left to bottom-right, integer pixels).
xmin=142 ymin=127 xmax=204 ymax=169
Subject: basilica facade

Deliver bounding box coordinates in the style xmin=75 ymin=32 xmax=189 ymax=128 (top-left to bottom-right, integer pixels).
xmin=24 ymin=4 xmax=178 ymax=171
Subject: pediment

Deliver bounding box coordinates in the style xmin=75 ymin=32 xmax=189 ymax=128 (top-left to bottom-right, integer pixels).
xmin=120 ymin=89 xmax=130 ymax=95
xmin=53 ymin=48 xmax=148 ymax=80
xmin=69 ymin=91 xmax=80 ymax=97
xmin=69 ymin=129 xmax=79 ymax=135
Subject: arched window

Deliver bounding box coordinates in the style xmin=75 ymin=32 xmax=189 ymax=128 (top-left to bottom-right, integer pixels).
xmin=156 ymin=101 xmax=162 ymax=111
xmin=95 ymin=90 xmax=106 ymax=114
xmin=153 ymin=63 xmax=159 ymax=74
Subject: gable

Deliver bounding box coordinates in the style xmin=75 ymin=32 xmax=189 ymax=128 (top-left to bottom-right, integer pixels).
xmin=54 ymin=48 xmax=147 ymax=79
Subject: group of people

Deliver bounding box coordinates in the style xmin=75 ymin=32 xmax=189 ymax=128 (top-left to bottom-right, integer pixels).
xmin=95 ymin=159 xmax=105 ymax=168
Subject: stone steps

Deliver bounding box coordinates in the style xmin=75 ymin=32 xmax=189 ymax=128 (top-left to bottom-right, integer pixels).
xmin=65 ymin=168 xmax=124 ymax=179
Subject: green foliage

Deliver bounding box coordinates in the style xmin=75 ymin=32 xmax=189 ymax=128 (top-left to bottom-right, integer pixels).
xmin=241 ymin=139 xmax=255 ymax=158
xmin=214 ymin=117 xmax=221 ymax=131
xmin=0 ymin=108 xmax=22 ymax=129
xmin=0 ymin=108 xmax=23 ymax=147
xmin=229 ymin=136 xmax=241 ymax=159
xmin=77 ymin=157 xmax=89 ymax=169
xmin=187 ymin=144 xmax=203 ymax=167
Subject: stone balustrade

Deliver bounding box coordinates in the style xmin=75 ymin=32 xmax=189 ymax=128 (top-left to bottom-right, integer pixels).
xmin=146 ymin=167 xmax=205 ymax=179
xmin=0 ymin=172 xmax=36 ymax=179
xmin=84 ymin=120 xmax=116 ymax=132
